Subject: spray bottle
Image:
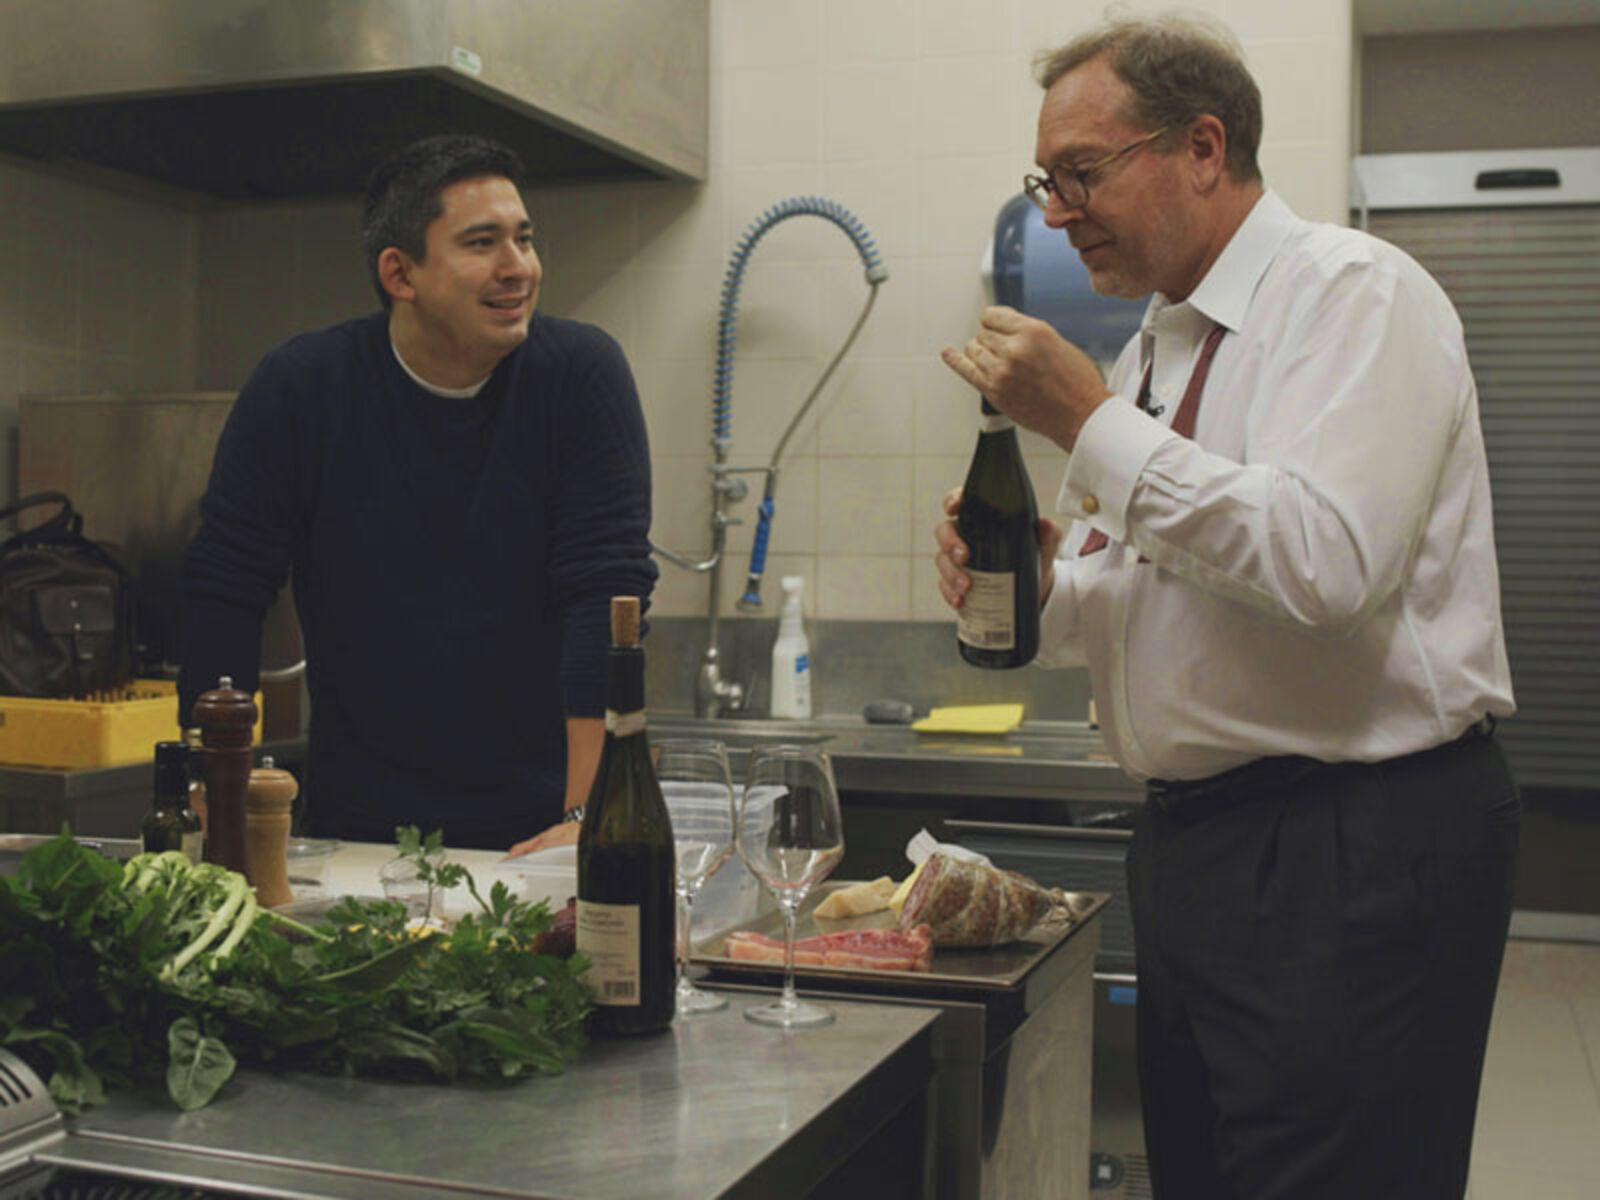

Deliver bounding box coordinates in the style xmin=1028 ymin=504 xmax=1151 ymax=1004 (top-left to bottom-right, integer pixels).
xmin=769 ymin=575 xmax=812 ymax=719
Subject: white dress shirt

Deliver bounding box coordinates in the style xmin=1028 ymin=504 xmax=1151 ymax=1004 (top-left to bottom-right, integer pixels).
xmin=1039 ymin=189 xmax=1515 ymax=782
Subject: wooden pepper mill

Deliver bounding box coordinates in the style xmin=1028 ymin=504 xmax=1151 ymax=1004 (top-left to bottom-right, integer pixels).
xmin=193 ymin=675 xmax=257 ymax=876
xmin=244 ymin=756 xmax=299 ymax=908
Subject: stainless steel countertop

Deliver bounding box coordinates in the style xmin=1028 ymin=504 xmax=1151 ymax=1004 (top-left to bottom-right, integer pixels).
xmin=50 ymin=996 xmax=938 ymax=1200
xmin=0 ymin=717 xmax=1140 ymax=845
xmin=652 ymin=714 xmax=1140 ymax=805
xmin=3 ymin=721 xmax=1135 ymax=803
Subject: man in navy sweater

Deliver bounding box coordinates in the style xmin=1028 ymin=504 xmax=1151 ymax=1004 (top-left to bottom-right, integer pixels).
xmin=180 ymin=134 xmax=656 ymax=852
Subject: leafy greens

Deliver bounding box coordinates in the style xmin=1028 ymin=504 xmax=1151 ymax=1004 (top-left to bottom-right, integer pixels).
xmin=0 ymin=827 xmax=590 ymax=1113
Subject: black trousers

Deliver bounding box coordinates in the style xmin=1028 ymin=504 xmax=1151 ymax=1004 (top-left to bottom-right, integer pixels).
xmin=1127 ymin=731 xmax=1520 ymax=1199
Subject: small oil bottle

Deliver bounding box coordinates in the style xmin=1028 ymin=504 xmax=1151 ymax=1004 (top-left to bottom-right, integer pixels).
xmin=142 ymin=741 xmax=204 ymax=864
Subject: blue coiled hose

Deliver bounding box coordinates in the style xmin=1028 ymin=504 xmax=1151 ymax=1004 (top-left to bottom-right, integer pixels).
xmin=715 ymin=197 xmax=888 ymax=608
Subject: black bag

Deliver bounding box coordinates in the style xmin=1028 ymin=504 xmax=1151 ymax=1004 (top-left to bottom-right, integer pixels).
xmin=0 ymin=492 xmax=137 ymax=699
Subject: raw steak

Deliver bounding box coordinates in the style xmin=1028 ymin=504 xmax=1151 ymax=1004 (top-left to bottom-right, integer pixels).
xmin=530 ymin=898 xmax=577 ymax=958
xmin=723 ymin=925 xmax=934 ymax=973
xmin=896 ymin=853 xmax=1054 ymax=947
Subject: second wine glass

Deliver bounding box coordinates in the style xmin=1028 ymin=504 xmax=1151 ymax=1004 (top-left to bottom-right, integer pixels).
xmin=736 ymin=744 xmax=844 ymax=1029
xmin=655 ymin=738 xmax=736 ymax=1016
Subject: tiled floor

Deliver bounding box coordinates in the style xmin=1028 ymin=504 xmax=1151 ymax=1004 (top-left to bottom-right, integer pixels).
xmin=1469 ymin=939 xmax=1600 ymax=1199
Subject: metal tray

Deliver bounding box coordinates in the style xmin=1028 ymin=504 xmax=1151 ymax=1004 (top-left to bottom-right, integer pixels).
xmin=694 ymin=880 xmax=1107 ymax=993
xmin=0 ymin=832 xmax=141 ymax=878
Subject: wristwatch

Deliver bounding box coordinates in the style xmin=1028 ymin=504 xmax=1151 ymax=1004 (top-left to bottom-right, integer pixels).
xmin=561 ymin=804 xmax=586 ymax=825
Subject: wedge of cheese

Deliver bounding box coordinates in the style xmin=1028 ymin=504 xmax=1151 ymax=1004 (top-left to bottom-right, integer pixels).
xmin=888 ymin=859 xmax=928 ymax=916
xmin=814 ymin=876 xmax=897 ymax=919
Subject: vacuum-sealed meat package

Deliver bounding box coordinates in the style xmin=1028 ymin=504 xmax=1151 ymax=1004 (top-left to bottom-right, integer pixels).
xmin=895 ymin=851 xmax=1064 ymax=947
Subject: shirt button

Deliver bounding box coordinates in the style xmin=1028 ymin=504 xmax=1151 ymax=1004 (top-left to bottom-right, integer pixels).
xmin=1082 ymin=494 xmax=1100 ymax=515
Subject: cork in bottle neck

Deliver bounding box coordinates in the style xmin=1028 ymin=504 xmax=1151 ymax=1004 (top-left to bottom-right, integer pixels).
xmin=610 ymin=596 xmax=641 ymax=648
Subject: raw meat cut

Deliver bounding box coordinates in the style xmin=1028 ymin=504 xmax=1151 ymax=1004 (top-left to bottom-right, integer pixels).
xmin=530 ymin=898 xmax=577 ymax=958
xmin=896 ymin=852 xmax=1057 ymax=947
xmin=723 ymin=925 xmax=934 ymax=972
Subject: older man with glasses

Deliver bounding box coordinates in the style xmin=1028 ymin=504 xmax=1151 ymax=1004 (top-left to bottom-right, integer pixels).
xmin=934 ymin=14 xmax=1518 ymax=1200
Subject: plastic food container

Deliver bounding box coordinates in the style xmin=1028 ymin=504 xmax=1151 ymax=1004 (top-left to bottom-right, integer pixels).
xmin=689 ymin=846 xmax=766 ymax=943
xmin=491 ymin=791 xmax=775 ymax=941
xmin=669 ymin=782 xmax=776 ymax=944
xmin=493 ymin=844 xmax=577 ymax=911
xmin=284 ymin=837 xmax=341 ymax=898
xmin=377 ymin=849 xmax=462 ymax=919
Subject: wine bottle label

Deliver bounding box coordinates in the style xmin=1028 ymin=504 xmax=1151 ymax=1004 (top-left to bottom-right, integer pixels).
xmin=605 ymin=709 xmax=647 ymax=736
xmin=181 ymin=830 xmax=204 ymax=865
xmin=576 ymin=899 xmax=642 ymax=1007
xmin=957 ymin=568 xmax=1017 ymax=650
xmin=980 ymin=411 xmax=1014 ymax=434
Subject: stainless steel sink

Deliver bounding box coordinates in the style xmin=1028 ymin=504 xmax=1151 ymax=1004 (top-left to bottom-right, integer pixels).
xmin=650 ymin=717 xmax=833 ymax=751
xmin=644 ymin=713 xmax=1135 ymax=803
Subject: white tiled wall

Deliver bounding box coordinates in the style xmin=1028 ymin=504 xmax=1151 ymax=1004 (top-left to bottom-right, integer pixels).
xmin=0 ymin=0 xmax=1353 ymax=621
xmin=633 ymin=0 xmax=1354 ymax=621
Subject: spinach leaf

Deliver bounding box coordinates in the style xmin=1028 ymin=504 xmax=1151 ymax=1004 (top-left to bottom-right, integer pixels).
xmin=167 ymin=1017 xmax=236 ymax=1111
xmin=4 ymin=1027 xmax=106 ymax=1112
xmin=313 ymin=936 xmax=434 ymax=992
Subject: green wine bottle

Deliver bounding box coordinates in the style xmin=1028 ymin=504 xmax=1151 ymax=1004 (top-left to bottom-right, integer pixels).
xmin=956 ymin=397 xmax=1040 ymax=668
xmin=142 ymin=740 xmax=204 ymax=863
xmin=576 ymin=596 xmax=676 ymax=1034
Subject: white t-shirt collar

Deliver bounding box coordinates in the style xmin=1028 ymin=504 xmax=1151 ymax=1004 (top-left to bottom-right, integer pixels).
xmin=390 ymin=339 xmax=492 ymax=399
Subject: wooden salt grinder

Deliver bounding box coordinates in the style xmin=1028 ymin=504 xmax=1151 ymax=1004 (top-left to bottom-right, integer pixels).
xmin=244 ymin=756 xmax=299 ymax=907
xmin=193 ymin=676 xmax=257 ymax=875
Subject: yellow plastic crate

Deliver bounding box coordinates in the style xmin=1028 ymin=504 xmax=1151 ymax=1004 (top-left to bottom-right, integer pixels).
xmin=0 ymin=680 xmax=262 ymax=770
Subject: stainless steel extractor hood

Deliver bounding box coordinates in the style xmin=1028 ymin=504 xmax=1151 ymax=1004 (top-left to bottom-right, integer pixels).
xmin=0 ymin=0 xmax=708 ymax=199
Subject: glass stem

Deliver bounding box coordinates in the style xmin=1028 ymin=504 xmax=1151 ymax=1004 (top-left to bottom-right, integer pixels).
xmin=676 ymin=889 xmax=691 ymax=993
xmin=780 ymin=902 xmax=799 ymax=1009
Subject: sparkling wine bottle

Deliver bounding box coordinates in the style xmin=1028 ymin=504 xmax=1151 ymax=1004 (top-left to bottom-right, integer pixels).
xmin=576 ymin=596 xmax=676 ymax=1034
xmin=956 ymin=397 xmax=1040 ymax=668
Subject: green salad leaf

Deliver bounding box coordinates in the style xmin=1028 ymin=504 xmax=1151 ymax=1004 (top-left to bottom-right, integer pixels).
xmin=167 ymin=1017 xmax=234 ymax=1111
xmin=0 ymin=827 xmax=590 ymax=1113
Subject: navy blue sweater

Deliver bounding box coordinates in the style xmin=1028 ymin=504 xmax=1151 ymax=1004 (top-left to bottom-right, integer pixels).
xmin=180 ymin=312 xmax=656 ymax=848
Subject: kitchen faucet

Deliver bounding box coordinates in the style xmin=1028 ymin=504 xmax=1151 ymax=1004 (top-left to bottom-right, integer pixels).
xmin=653 ymin=197 xmax=887 ymax=718
xmin=657 ymin=461 xmax=765 ymax=718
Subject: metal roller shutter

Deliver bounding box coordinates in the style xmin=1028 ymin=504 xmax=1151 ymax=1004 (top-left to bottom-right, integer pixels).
xmin=1368 ymin=205 xmax=1600 ymax=788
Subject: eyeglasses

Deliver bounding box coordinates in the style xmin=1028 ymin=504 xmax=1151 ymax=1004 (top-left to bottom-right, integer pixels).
xmin=1023 ymin=127 xmax=1168 ymax=212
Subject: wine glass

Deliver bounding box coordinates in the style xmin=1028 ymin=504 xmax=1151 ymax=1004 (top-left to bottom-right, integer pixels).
xmin=654 ymin=738 xmax=736 ymax=1016
xmin=735 ymin=744 xmax=845 ymax=1029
